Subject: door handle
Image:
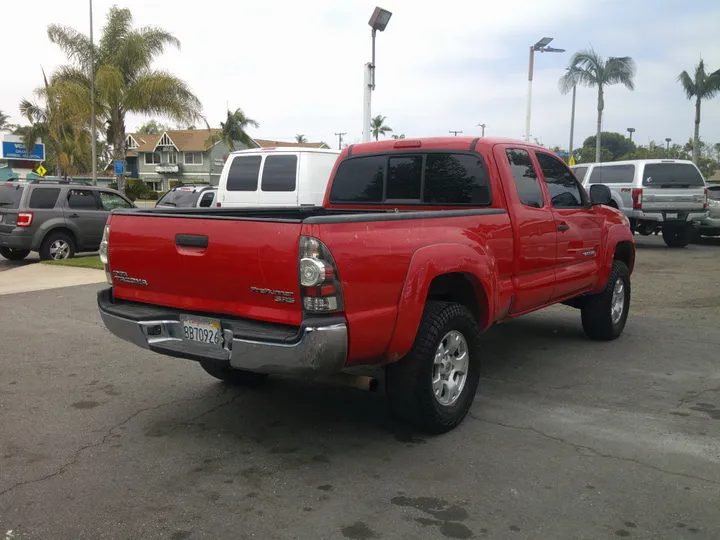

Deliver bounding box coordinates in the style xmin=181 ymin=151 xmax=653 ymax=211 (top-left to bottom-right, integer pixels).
xmin=68 ymin=213 xmax=79 ymax=218
xmin=557 ymin=223 xmax=569 ymax=231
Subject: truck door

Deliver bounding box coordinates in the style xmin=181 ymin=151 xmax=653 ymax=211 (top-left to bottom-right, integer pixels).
xmin=493 ymin=145 xmax=557 ymax=313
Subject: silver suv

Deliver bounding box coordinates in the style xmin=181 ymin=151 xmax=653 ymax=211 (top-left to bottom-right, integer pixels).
xmin=572 ymin=159 xmax=708 ymax=247
xmin=0 ymin=180 xmax=134 ymax=261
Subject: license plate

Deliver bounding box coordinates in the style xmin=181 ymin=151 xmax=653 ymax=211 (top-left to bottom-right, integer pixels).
xmin=666 ymin=212 xmax=678 ymax=219
xmin=181 ymin=316 xmax=221 ymax=346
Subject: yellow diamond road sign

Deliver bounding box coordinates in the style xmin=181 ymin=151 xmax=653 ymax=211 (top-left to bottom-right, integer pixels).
xmin=36 ymin=165 xmax=47 ymax=177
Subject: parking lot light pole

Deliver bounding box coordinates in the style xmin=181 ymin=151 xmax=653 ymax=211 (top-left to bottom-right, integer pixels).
xmin=363 ymin=7 xmax=392 ymax=143
xmin=525 ymin=37 xmax=565 ymax=142
xmin=627 ymin=127 xmax=635 ymax=142
xmin=665 ymin=137 xmax=672 ymax=157
xmin=477 ymin=123 xmax=486 ymax=137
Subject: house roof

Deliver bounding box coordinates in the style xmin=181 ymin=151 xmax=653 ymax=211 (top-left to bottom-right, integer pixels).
xmin=254 ymin=139 xmax=330 ymax=149
xmin=127 ymin=129 xmax=221 ymax=153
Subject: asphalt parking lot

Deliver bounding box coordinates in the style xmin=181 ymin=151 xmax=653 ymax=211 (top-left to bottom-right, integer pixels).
xmin=1 ymin=235 xmax=719 ymax=540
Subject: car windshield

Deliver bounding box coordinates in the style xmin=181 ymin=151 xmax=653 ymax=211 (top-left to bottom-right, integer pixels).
xmin=156 ymin=188 xmax=202 ymax=207
xmin=642 ymin=163 xmax=705 ymax=187
xmin=0 ymin=184 xmax=24 ymax=208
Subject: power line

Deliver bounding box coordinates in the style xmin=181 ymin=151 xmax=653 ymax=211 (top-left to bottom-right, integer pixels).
xmin=449 ymin=130 xmax=463 ymax=137
xmin=334 ymin=132 xmax=347 ymax=150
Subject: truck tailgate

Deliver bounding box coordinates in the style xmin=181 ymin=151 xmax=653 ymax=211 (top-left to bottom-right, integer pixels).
xmin=108 ymin=214 xmax=303 ymax=325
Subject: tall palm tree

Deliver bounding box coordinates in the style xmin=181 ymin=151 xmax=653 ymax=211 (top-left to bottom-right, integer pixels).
xmin=295 ymin=134 xmax=308 ymax=143
xmin=205 ymin=107 xmax=259 ymax=151
xmin=559 ymin=48 xmax=636 ymax=163
xmin=0 ymin=110 xmax=12 ymax=131
xmin=677 ymin=59 xmax=720 ymax=164
xmin=371 ymin=115 xmax=392 ymax=141
xmin=47 ymin=6 xmax=202 ymax=193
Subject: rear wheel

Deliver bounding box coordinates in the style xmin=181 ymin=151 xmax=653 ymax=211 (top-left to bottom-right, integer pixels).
xmin=581 ymin=261 xmax=630 ymax=341
xmin=199 ymin=360 xmax=268 ymax=386
xmin=662 ymin=224 xmax=691 ymax=248
xmin=39 ymin=231 xmax=75 ymax=261
xmin=386 ymin=301 xmax=481 ymax=434
xmin=0 ymin=247 xmax=30 ymax=261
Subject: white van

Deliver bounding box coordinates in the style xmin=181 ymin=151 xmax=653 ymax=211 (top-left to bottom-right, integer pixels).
xmin=217 ymin=147 xmax=340 ymax=207
xmin=571 ymin=159 xmax=708 ymax=247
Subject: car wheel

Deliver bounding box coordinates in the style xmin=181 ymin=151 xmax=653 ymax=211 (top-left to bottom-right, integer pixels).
xmin=199 ymin=360 xmax=269 ymax=386
xmin=581 ymin=261 xmax=630 ymax=341
xmin=385 ymin=301 xmax=481 ymax=434
xmin=0 ymin=247 xmax=31 ymax=261
xmin=662 ymin=224 xmax=691 ymax=248
xmin=39 ymin=232 xmax=76 ymax=261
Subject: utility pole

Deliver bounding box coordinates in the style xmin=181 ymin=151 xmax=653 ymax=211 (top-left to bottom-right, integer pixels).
xmin=89 ymin=0 xmax=97 ymax=185
xmin=449 ymin=130 xmax=463 ymax=137
xmin=477 ymin=123 xmax=486 ymax=137
xmin=334 ymin=132 xmax=346 ymax=150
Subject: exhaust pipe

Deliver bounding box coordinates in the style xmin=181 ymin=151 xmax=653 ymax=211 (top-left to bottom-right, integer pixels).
xmin=322 ymin=373 xmax=379 ymax=392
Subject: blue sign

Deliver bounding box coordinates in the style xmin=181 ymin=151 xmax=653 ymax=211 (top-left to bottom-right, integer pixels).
xmin=114 ymin=160 xmax=125 ymax=175
xmin=1 ymin=141 xmax=45 ymax=161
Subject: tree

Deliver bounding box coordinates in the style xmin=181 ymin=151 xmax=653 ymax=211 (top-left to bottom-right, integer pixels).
xmin=47 ymin=6 xmax=202 ymax=193
xmin=677 ymin=59 xmax=720 ymax=164
xmin=137 ymin=119 xmax=172 ymax=135
xmin=0 ymin=110 xmax=12 ymax=131
xmin=371 ymin=115 xmax=392 ymax=141
xmin=295 ymin=134 xmax=308 ymax=143
xmin=581 ymin=132 xmax=636 ymax=161
xmin=205 ymin=107 xmax=259 ymax=151
xmin=559 ymin=48 xmax=636 ymax=163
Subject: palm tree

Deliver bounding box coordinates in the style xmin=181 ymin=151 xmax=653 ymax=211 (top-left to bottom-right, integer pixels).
xmin=47 ymin=6 xmax=202 ymax=193
xmin=371 ymin=115 xmax=392 ymax=141
xmin=295 ymin=134 xmax=308 ymax=143
xmin=0 ymin=110 xmax=12 ymax=131
xmin=677 ymin=59 xmax=720 ymax=164
xmin=205 ymin=107 xmax=259 ymax=151
xmin=559 ymin=48 xmax=636 ymax=163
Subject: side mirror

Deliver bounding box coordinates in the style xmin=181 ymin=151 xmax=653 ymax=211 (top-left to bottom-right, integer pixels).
xmin=589 ymin=184 xmax=612 ymax=206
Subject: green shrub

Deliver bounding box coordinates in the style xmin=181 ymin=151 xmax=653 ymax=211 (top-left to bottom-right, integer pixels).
xmin=145 ymin=191 xmax=159 ymax=200
xmin=169 ymin=180 xmax=181 ymax=189
xmin=124 ymin=178 xmax=152 ymax=201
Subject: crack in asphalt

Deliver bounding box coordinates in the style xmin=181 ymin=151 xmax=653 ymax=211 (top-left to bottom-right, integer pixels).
xmin=675 ymin=386 xmax=720 ymax=410
xmin=0 ymin=388 xmax=237 ymax=498
xmin=468 ymin=412 xmax=720 ymax=487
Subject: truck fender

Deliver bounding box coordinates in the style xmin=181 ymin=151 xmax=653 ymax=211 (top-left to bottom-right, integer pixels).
xmin=590 ymin=223 xmax=635 ymax=295
xmin=385 ymin=243 xmax=496 ymax=361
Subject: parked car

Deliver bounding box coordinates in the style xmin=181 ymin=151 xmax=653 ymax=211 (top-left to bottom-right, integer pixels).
xmin=97 ymin=137 xmax=635 ymax=433
xmin=155 ymin=184 xmax=217 ymax=208
xmin=696 ymin=185 xmax=720 ymax=238
xmin=0 ymin=180 xmax=134 ymax=261
xmin=217 ymin=147 xmax=340 ymax=207
xmin=571 ymin=159 xmax=708 ymax=247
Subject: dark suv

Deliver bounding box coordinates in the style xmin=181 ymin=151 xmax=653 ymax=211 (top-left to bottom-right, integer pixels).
xmin=0 ymin=181 xmax=134 ymax=261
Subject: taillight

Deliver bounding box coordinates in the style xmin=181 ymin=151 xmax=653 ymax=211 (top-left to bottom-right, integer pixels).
xmin=299 ymin=236 xmax=343 ymax=313
xmin=16 ymin=212 xmax=33 ymax=227
xmin=631 ymin=188 xmax=643 ymax=210
xmin=703 ymin=188 xmax=708 ymax=210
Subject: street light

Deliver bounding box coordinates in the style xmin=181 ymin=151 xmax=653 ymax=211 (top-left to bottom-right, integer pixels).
xmin=525 ymin=37 xmax=565 ymax=142
xmin=665 ymin=137 xmax=672 ymax=156
xmin=363 ymin=7 xmax=392 ymax=143
xmin=627 ymin=127 xmax=635 ymax=142
xmin=477 ymin=123 xmax=486 ymax=137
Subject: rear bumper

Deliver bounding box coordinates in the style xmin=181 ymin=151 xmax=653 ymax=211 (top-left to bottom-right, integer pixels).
xmin=629 ymin=210 xmax=707 ymax=223
xmin=0 ymin=231 xmax=33 ymax=250
xmin=97 ymin=288 xmax=348 ymax=374
xmin=698 ymin=215 xmax=720 ymax=231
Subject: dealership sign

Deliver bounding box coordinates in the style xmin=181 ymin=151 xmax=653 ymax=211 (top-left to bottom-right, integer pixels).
xmin=1 ymin=141 xmax=46 ymax=161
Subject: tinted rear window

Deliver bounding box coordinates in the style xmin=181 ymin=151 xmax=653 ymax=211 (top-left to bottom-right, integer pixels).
xmin=0 ymin=185 xmax=24 ymax=209
xmin=643 ymin=163 xmax=705 ymax=187
xmin=29 ymin=187 xmax=61 ymax=209
xmin=261 ymin=155 xmax=297 ymax=192
xmin=227 ymin=156 xmax=262 ymax=191
xmin=329 ymin=152 xmax=491 ymax=205
xmin=589 ymin=164 xmax=635 ymax=184
xmin=157 ymin=189 xmax=202 ymax=207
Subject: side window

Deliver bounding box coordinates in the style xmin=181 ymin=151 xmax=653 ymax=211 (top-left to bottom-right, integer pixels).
xmin=226 ymin=156 xmax=262 ymax=192
xmin=99 ymin=191 xmax=132 ymax=210
xmin=589 ymin=164 xmax=635 ymax=184
xmin=199 ymin=192 xmax=215 ymax=207
xmin=387 ymin=156 xmax=422 ymax=200
xmin=67 ymin=189 xmax=100 ymax=210
xmin=505 ymin=149 xmax=544 ymax=208
xmin=329 ymin=155 xmax=385 ymax=203
xmin=536 ymin=152 xmax=585 ymax=208
xmin=423 ymin=153 xmax=491 ymax=205
xmin=572 ymin=166 xmax=588 ymax=183
xmin=261 ymin=155 xmax=298 ymax=192
xmin=28 ymin=188 xmax=61 ymax=209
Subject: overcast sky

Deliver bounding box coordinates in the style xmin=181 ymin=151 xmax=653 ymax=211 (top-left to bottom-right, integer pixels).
xmin=2 ymin=0 xmax=719 ymax=150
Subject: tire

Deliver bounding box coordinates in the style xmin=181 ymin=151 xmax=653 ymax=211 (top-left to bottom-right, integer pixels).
xmin=385 ymin=301 xmax=481 ymax=434
xmin=0 ymin=247 xmax=31 ymax=261
xmin=581 ymin=260 xmax=630 ymax=341
xmin=39 ymin=231 xmax=76 ymax=261
xmin=199 ymin=360 xmax=269 ymax=386
xmin=662 ymin=224 xmax=691 ymax=248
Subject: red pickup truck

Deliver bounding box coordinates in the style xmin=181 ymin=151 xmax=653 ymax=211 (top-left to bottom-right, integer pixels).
xmin=98 ymin=137 xmax=635 ymax=433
